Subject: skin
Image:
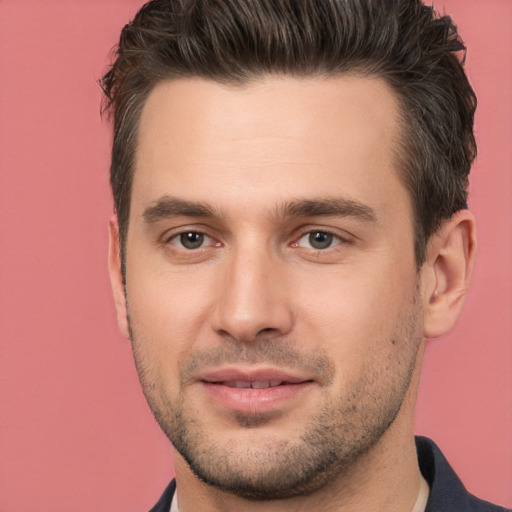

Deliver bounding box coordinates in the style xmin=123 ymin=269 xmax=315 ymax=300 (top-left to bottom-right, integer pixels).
xmin=108 ymin=76 xmax=476 ymax=511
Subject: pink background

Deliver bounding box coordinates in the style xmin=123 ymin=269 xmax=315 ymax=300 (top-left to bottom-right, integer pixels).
xmin=0 ymin=1 xmax=511 ymax=510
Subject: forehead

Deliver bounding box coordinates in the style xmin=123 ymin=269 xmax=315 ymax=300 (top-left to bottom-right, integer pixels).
xmin=133 ymin=75 xmax=408 ymax=220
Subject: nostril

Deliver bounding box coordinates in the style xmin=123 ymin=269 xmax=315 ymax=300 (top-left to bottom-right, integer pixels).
xmin=257 ymin=327 xmax=279 ymax=337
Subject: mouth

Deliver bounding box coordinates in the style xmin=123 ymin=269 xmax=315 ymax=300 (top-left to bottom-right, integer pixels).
xmin=219 ymin=380 xmax=290 ymax=388
xmin=197 ymin=368 xmax=314 ymax=414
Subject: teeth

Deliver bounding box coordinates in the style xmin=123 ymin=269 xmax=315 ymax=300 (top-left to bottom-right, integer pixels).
xmin=221 ymin=380 xmax=284 ymax=388
xmin=251 ymin=381 xmax=269 ymax=389
xmin=229 ymin=381 xmax=251 ymax=388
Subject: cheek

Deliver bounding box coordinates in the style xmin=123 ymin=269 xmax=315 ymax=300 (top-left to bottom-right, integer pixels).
xmin=292 ymin=262 xmax=418 ymax=361
xmin=127 ymin=245 xmax=213 ymax=320
xmin=125 ymin=260 xmax=219 ymax=372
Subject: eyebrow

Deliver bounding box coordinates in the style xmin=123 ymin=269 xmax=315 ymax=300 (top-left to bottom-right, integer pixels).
xmin=143 ymin=196 xmax=218 ymax=224
xmin=142 ymin=195 xmax=376 ymax=225
xmin=278 ymin=198 xmax=376 ymax=222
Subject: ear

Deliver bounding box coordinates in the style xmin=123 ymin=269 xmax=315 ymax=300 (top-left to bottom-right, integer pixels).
xmin=422 ymin=210 xmax=477 ymax=339
xmin=108 ymin=215 xmax=131 ymax=339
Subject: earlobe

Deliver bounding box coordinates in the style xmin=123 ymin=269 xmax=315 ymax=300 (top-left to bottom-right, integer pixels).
xmin=423 ymin=210 xmax=477 ymax=339
xmin=108 ymin=215 xmax=131 ymax=339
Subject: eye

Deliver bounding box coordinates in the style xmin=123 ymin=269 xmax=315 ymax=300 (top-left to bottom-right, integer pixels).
xmin=170 ymin=231 xmax=211 ymax=250
xmin=296 ymin=230 xmax=341 ymax=250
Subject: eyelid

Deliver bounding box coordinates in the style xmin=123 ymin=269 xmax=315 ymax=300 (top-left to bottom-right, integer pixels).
xmin=291 ymin=226 xmax=353 ymax=247
xmin=162 ymin=226 xmax=222 ymax=248
xmin=160 ymin=224 xmax=353 ymax=251
xmin=169 ymin=232 xmax=211 ymax=249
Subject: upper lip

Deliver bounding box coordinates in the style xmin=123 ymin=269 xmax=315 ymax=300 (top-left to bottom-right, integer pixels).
xmin=197 ymin=367 xmax=312 ymax=385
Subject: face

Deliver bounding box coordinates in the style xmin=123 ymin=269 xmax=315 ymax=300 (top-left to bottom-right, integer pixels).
xmin=118 ymin=76 xmax=425 ymax=499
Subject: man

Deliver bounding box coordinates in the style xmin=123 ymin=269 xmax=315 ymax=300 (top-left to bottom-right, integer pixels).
xmin=101 ymin=0 xmax=510 ymax=511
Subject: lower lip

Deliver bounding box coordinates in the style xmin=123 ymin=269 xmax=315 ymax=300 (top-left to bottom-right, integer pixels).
xmin=201 ymin=381 xmax=313 ymax=414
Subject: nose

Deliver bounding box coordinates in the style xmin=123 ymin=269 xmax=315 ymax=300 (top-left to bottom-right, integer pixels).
xmin=211 ymin=246 xmax=294 ymax=342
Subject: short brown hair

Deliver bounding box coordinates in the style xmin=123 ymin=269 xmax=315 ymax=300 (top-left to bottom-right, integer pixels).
xmin=101 ymin=0 xmax=477 ymax=272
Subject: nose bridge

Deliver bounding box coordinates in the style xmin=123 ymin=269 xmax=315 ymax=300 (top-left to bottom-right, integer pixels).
xmin=212 ymin=236 xmax=292 ymax=342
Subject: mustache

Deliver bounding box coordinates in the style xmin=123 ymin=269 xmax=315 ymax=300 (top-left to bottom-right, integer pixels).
xmin=180 ymin=338 xmax=336 ymax=386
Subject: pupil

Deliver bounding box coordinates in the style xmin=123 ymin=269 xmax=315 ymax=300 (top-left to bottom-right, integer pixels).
xmin=309 ymin=231 xmax=332 ymax=249
xmin=181 ymin=232 xmax=204 ymax=249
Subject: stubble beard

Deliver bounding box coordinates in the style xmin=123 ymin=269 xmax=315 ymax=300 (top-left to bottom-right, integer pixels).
xmin=128 ymin=299 xmax=423 ymax=501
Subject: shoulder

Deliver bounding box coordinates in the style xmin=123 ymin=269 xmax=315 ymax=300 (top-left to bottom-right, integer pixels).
xmin=416 ymin=436 xmax=511 ymax=512
xmin=148 ymin=479 xmax=176 ymax=512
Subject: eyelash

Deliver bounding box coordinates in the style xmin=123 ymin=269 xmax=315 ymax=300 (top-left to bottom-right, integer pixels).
xmin=166 ymin=231 xmax=219 ymax=250
xmin=165 ymin=227 xmax=349 ymax=252
xmin=292 ymin=229 xmax=347 ymax=251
